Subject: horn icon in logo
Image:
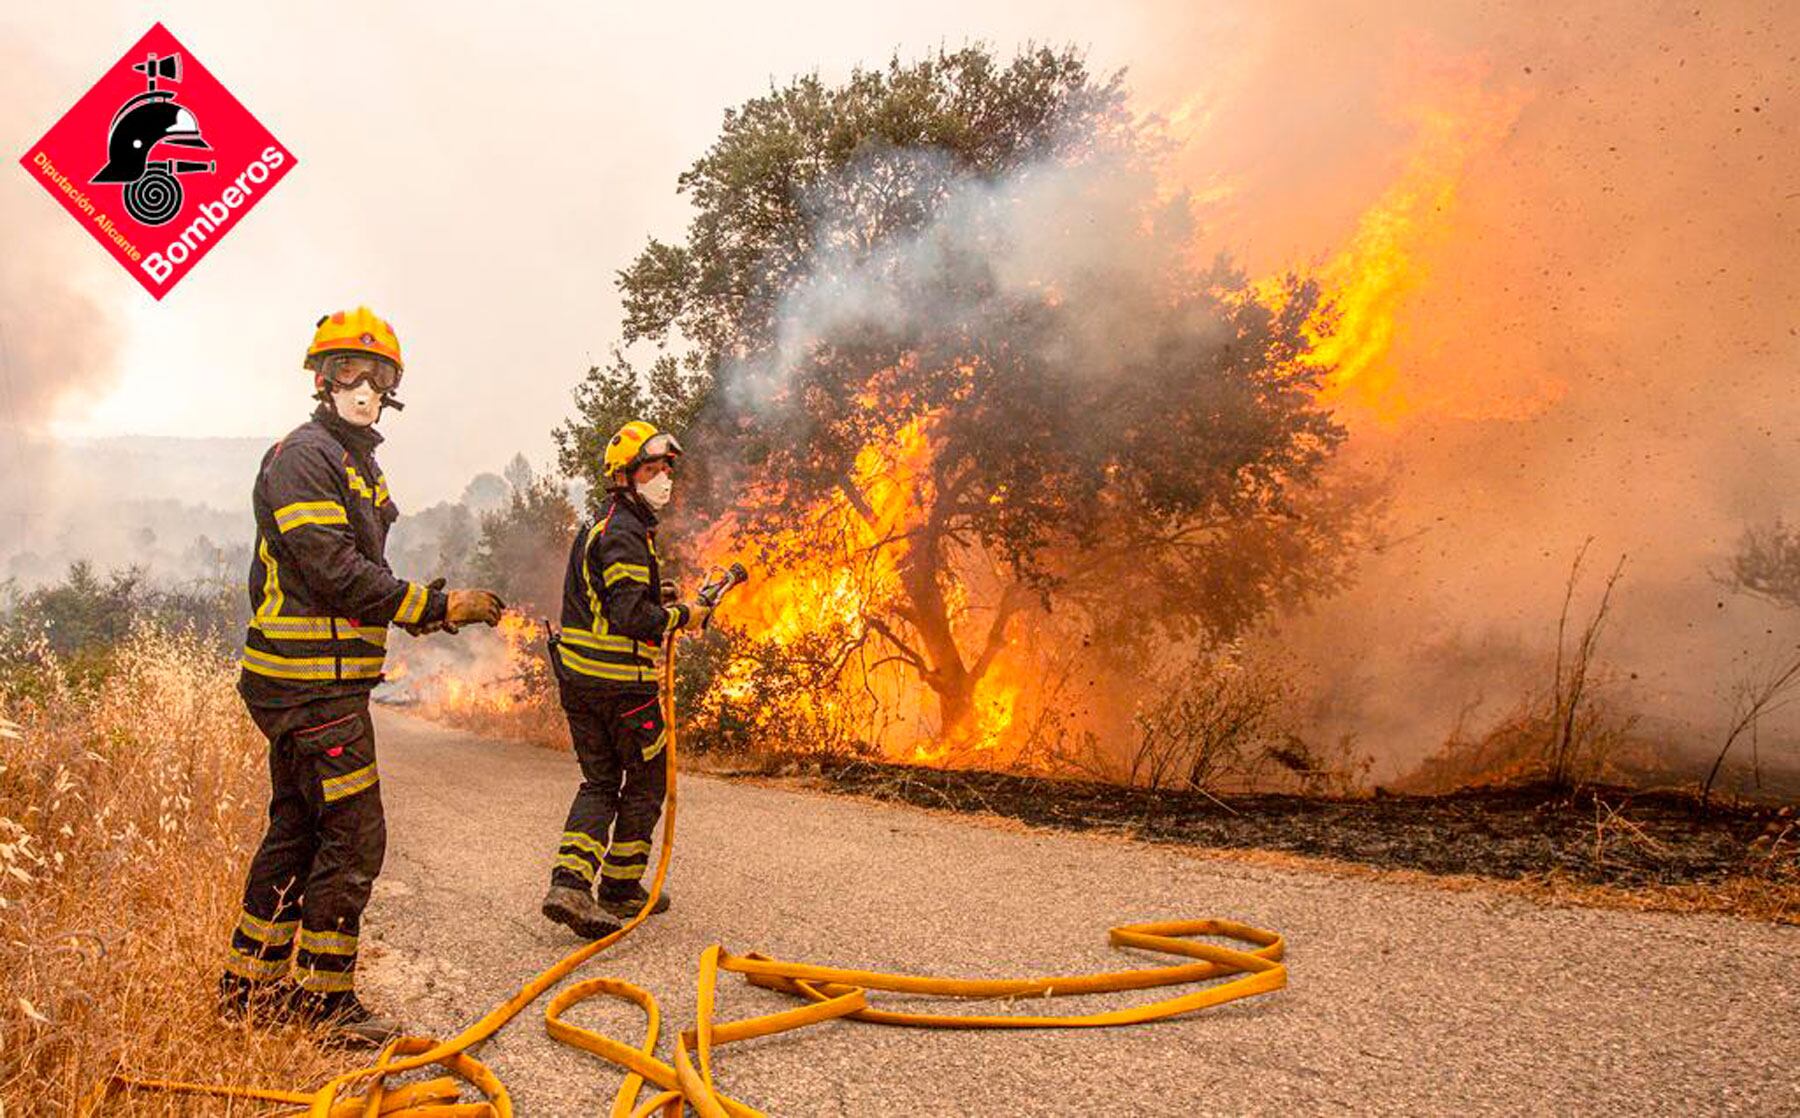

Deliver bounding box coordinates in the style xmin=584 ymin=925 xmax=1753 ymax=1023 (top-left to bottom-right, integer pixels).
xmin=90 ymin=51 xmax=215 ymax=226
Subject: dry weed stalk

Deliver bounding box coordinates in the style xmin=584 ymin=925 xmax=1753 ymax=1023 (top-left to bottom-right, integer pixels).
xmin=0 ymin=626 xmax=353 ymax=1113
xmin=1590 ymin=797 xmax=1669 ymax=869
xmin=1547 ymin=542 xmax=1628 ymax=790
xmin=1703 ymin=651 xmax=1800 ymax=809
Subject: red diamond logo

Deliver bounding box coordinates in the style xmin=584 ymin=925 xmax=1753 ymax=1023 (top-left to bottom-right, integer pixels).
xmin=17 ymin=23 xmax=296 ymax=300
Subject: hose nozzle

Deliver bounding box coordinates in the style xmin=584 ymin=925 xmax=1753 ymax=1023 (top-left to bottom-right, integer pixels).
xmin=698 ymin=562 xmax=749 ymax=607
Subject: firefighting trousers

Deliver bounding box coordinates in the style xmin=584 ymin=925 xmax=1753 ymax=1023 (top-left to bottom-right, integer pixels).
xmin=550 ymin=686 xmax=669 ymax=894
xmin=222 ymin=695 xmax=386 ymax=995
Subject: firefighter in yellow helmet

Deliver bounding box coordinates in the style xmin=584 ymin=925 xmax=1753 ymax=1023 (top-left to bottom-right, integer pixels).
xmin=218 ymin=306 xmax=505 ymax=1044
xmin=540 ymin=420 xmax=711 ymax=937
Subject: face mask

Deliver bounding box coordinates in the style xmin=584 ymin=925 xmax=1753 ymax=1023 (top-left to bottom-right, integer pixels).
xmin=637 ymin=471 xmax=674 ymax=510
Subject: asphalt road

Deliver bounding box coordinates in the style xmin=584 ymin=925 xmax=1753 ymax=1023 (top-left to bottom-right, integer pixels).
xmin=358 ymin=710 xmax=1800 ymax=1116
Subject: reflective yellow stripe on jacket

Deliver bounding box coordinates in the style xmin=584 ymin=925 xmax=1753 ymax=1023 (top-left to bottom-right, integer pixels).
xmin=344 ymin=466 xmax=390 ymax=506
xmin=602 ymin=561 xmax=651 ymax=588
xmin=394 ymin=581 xmax=428 ymax=626
xmin=250 ymin=616 xmax=388 ymax=646
xmin=256 ymin=537 xmax=285 ymax=618
xmin=559 ymin=627 xmax=653 ymax=659
xmin=273 ymin=500 xmax=349 ymax=533
xmin=556 ymin=642 xmax=659 ymax=684
xmin=239 ymin=648 xmax=386 ymax=681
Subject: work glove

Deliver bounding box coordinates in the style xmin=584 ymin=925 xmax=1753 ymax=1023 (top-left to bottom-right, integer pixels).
xmin=678 ymin=601 xmax=713 ymax=631
xmin=660 ymin=578 xmax=679 ymax=605
xmin=444 ymin=589 xmax=505 ymax=634
xmin=399 ymin=578 xmax=449 ymax=636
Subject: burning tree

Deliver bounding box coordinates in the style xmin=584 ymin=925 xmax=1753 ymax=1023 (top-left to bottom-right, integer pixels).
xmin=560 ymin=46 xmax=1372 ymax=759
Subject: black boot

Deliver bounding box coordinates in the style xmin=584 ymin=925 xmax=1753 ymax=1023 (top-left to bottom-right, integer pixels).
xmin=292 ymin=989 xmax=406 ymax=1047
xmin=542 ymin=884 xmax=621 ymax=939
xmin=597 ymin=881 xmax=670 ymax=920
xmin=217 ymin=972 xmax=297 ymax=1024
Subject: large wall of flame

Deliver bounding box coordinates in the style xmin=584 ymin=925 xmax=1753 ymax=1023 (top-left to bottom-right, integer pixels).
xmin=1133 ymin=2 xmax=1800 ymax=775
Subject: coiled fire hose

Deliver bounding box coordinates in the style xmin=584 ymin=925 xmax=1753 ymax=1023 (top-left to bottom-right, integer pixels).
xmin=78 ymin=567 xmax=1287 ymax=1116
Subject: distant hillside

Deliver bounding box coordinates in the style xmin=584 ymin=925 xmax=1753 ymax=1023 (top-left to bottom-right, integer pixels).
xmin=0 ymin=434 xmax=564 ymax=594
xmin=1 ymin=434 xmax=268 ymax=589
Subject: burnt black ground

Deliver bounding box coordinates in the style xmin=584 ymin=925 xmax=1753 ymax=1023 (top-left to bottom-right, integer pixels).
xmin=802 ymin=760 xmax=1794 ymax=890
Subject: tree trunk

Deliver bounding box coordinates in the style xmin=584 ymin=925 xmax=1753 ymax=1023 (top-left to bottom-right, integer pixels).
xmin=842 ymin=472 xmax=1012 ymax=744
xmin=896 ymin=526 xmax=976 ymax=740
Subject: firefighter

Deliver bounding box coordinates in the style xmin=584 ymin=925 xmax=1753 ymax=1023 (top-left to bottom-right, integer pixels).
xmin=540 ymin=420 xmax=711 ymax=938
xmin=217 ymin=306 xmax=505 ymax=1044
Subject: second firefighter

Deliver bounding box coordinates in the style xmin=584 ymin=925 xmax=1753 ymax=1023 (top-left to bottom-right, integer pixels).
xmin=541 ymin=420 xmax=711 ymax=938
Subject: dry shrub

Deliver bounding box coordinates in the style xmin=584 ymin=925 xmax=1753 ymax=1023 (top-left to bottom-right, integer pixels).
xmin=0 ymin=626 xmax=353 ymax=1113
xmin=1119 ymin=644 xmax=1370 ymax=795
xmin=673 ymin=627 xmax=872 ymax=763
xmin=1400 ymin=694 xmax=1648 ymax=795
xmin=1402 ymin=547 xmax=1645 ymax=795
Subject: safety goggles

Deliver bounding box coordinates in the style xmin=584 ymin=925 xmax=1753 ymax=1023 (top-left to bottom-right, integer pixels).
xmin=321 ymin=353 xmax=403 ymax=394
xmin=638 ymin=432 xmax=684 ymax=464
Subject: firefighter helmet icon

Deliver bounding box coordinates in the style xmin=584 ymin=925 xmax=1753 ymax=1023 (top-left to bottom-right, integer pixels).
xmin=90 ymin=51 xmax=214 ymax=226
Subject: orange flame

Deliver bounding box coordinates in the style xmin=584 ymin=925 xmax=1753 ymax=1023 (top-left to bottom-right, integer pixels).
xmin=1253 ymin=72 xmax=1535 ymax=425
xmin=411 ymin=612 xmax=538 ymax=719
xmin=695 ymin=404 xmax=1036 ymax=766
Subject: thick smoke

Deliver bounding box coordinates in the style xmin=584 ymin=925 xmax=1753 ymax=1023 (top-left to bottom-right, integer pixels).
xmin=1 ymin=43 xmax=132 ymax=576
xmin=725 ymin=144 xmax=1181 ymax=412
xmin=1133 ymin=2 xmax=1800 ymax=780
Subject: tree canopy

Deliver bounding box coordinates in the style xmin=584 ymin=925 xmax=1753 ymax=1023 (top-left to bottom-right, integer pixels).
xmin=560 ymin=44 xmax=1370 ymax=737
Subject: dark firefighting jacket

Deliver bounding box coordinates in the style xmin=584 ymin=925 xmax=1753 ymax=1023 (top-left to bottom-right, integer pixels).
xmin=557 ymin=490 xmax=694 ymax=693
xmin=239 ymin=407 xmax=447 ymax=707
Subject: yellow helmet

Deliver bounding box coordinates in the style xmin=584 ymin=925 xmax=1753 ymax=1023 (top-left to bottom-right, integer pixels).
xmin=307 ymin=305 xmax=403 ymax=369
xmin=603 ymin=420 xmax=684 ymax=479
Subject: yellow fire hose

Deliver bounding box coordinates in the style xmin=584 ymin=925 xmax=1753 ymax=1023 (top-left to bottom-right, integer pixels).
xmin=78 ymin=635 xmax=1287 ymax=1116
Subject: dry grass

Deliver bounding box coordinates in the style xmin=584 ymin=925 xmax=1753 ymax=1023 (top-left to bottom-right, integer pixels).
xmin=0 ymin=628 xmax=356 ymax=1114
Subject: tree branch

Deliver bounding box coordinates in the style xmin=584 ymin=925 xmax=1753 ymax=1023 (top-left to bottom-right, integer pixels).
xmin=836 ymin=474 xmax=877 ymax=527
xmin=863 ymin=614 xmax=931 ymax=677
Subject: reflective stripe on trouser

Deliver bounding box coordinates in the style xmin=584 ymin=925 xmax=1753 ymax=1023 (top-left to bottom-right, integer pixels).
xmin=600 ymin=839 xmax=654 ymax=883
xmin=224 ymin=696 xmax=386 ymax=992
xmin=554 ymin=830 xmax=603 ymax=884
xmin=224 ymin=907 xmax=301 ymax=983
xmin=294 ymin=925 xmax=359 ymax=993
xmin=550 ymin=687 xmax=668 ymax=892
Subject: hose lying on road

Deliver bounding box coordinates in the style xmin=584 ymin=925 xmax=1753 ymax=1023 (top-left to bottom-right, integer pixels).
xmin=78 ymin=635 xmax=1287 ymax=1117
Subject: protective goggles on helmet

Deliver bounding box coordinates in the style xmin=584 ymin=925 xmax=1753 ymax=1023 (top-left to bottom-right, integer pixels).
xmin=635 ymin=432 xmax=684 ymax=466
xmin=319 ymin=352 xmax=403 ymax=394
